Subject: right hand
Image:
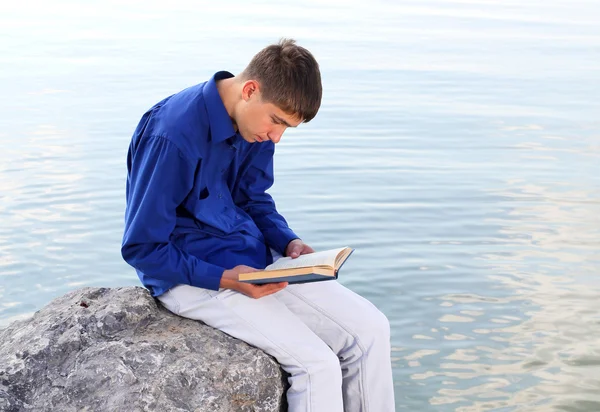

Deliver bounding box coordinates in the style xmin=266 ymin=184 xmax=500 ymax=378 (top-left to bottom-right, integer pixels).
xmin=221 ymin=265 xmax=288 ymax=299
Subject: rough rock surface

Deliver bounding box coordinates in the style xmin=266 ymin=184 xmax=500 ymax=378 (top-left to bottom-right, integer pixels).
xmin=0 ymin=287 xmax=288 ymax=412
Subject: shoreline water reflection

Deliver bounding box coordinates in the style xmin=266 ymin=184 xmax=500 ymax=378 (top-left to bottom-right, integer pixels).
xmin=2 ymin=1 xmax=599 ymax=410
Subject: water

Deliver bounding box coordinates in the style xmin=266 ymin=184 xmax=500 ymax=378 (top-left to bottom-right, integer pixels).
xmin=1 ymin=1 xmax=599 ymax=410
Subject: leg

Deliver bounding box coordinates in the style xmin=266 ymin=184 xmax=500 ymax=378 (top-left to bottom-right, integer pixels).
xmin=275 ymin=281 xmax=395 ymax=412
xmin=268 ymin=248 xmax=395 ymax=411
xmin=158 ymin=285 xmax=344 ymax=412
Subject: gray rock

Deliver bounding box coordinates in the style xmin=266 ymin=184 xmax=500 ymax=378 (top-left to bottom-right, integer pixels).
xmin=0 ymin=287 xmax=288 ymax=412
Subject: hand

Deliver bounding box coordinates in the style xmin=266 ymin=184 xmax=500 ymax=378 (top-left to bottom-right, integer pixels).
xmin=285 ymin=239 xmax=315 ymax=259
xmin=221 ymin=265 xmax=288 ymax=299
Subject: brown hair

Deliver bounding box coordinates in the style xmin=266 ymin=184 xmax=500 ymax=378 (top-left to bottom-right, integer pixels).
xmin=240 ymin=38 xmax=322 ymax=123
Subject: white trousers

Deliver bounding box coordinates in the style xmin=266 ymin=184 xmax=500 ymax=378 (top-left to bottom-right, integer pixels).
xmin=157 ymin=260 xmax=395 ymax=411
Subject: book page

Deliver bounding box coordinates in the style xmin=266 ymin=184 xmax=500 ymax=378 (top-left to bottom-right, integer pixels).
xmin=265 ymin=247 xmax=347 ymax=271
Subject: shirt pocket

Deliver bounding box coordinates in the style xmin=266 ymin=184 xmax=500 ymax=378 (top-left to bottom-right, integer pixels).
xmin=193 ymin=183 xmax=236 ymax=233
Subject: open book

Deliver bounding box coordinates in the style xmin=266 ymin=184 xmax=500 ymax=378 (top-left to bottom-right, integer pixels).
xmin=239 ymin=247 xmax=354 ymax=285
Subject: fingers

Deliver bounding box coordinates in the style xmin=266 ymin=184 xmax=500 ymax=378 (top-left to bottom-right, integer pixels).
xmin=257 ymin=282 xmax=288 ymax=298
xmin=289 ymin=242 xmax=315 ymax=258
xmin=244 ymin=282 xmax=288 ymax=299
xmin=301 ymin=245 xmax=315 ymax=255
xmin=286 ymin=239 xmax=303 ymax=258
xmin=294 ymin=245 xmax=314 ymax=257
xmin=290 ymin=245 xmax=303 ymax=258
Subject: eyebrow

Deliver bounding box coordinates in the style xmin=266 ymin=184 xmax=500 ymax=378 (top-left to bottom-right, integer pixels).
xmin=272 ymin=114 xmax=297 ymax=128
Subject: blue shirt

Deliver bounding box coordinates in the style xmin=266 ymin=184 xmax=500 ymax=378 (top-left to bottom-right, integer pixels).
xmin=121 ymin=71 xmax=299 ymax=297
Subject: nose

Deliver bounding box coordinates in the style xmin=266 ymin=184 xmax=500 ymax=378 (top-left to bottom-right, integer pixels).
xmin=267 ymin=128 xmax=285 ymax=144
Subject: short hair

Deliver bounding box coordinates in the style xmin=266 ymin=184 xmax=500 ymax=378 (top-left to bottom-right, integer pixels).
xmin=240 ymin=38 xmax=322 ymax=123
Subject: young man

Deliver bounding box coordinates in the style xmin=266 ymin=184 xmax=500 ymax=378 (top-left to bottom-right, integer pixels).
xmin=121 ymin=39 xmax=395 ymax=411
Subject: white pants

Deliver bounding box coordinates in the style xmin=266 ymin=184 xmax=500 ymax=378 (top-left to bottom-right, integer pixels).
xmin=157 ymin=259 xmax=395 ymax=411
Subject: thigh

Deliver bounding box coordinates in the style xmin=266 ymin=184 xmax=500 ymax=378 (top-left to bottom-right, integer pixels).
xmin=158 ymin=285 xmax=337 ymax=370
xmin=275 ymin=281 xmax=390 ymax=355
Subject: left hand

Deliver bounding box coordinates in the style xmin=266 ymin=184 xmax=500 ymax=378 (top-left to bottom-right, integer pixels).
xmin=285 ymin=239 xmax=315 ymax=259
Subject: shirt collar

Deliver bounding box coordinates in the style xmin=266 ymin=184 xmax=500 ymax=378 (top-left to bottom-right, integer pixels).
xmin=202 ymin=71 xmax=237 ymax=144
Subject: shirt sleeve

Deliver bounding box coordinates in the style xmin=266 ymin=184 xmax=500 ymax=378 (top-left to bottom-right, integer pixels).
xmin=121 ymin=134 xmax=225 ymax=291
xmin=234 ymin=142 xmax=300 ymax=255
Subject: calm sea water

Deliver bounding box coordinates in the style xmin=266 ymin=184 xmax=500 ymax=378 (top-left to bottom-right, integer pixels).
xmin=1 ymin=1 xmax=599 ymax=410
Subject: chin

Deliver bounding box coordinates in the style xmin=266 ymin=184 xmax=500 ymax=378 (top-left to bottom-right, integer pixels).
xmin=239 ymin=133 xmax=255 ymax=143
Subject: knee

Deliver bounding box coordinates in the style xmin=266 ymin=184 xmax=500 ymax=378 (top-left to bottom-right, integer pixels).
xmin=360 ymin=307 xmax=391 ymax=347
xmin=288 ymin=351 xmax=341 ymax=396
xmin=307 ymin=350 xmax=342 ymax=384
xmin=376 ymin=309 xmax=391 ymax=341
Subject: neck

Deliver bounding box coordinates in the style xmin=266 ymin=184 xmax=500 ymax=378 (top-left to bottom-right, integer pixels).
xmin=216 ymin=77 xmax=241 ymax=132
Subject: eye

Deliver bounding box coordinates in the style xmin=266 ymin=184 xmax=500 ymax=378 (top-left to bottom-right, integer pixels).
xmin=271 ymin=116 xmax=289 ymax=127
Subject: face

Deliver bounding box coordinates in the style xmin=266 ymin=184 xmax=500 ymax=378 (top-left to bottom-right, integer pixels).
xmin=234 ymin=80 xmax=303 ymax=144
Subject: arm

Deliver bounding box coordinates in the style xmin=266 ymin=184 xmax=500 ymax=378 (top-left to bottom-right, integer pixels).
xmin=121 ymin=135 xmax=225 ymax=291
xmin=234 ymin=142 xmax=300 ymax=255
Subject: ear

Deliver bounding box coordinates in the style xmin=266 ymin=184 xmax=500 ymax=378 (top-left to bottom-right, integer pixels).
xmin=241 ymin=80 xmax=260 ymax=102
